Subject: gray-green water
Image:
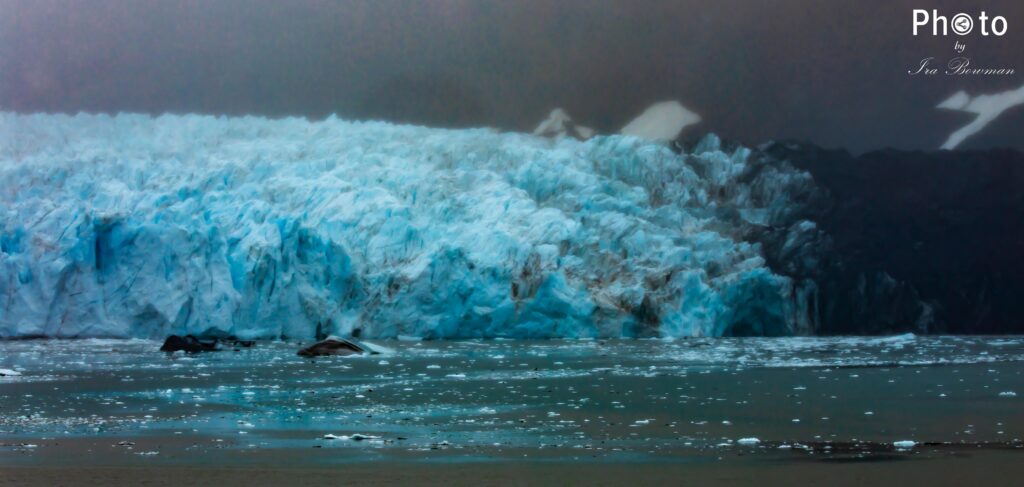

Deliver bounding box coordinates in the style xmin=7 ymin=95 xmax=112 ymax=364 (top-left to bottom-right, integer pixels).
xmin=2 ymin=336 xmax=1024 ymax=467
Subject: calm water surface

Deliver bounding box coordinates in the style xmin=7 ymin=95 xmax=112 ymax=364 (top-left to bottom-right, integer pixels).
xmin=2 ymin=336 xmax=1024 ymax=467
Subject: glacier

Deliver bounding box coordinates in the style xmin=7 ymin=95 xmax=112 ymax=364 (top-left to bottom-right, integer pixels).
xmin=0 ymin=112 xmax=823 ymax=339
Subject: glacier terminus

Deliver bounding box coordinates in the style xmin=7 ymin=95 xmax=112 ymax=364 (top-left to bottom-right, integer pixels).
xmin=2 ymin=113 xmax=831 ymax=339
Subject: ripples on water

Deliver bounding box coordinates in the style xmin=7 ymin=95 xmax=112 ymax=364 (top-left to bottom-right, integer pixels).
xmin=2 ymin=336 xmax=1023 ymax=464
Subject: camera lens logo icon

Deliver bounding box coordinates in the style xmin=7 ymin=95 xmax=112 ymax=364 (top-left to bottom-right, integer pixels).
xmin=951 ymin=14 xmax=974 ymax=35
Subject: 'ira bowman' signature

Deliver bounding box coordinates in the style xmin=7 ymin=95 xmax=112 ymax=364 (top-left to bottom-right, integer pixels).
xmin=909 ymin=57 xmax=1016 ymax=76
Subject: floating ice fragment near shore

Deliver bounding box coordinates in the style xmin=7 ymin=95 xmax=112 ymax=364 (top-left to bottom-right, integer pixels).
xmin=349 ymin=434 xmax=381 ymax=441
xmin=874 ymin=333 xmax=916 ymax=344
xmin=0 ymin=368 xmax=21 ymax=376
xmin=998 ymin=391 xmax=1017 ymax=397
xmin=893 ymin=440 xmax=916 ymax=449
xmin=737 ymin=437 xmax=761 ymax=445
xmin=360 ymin=341 xmax=395 ymax=355
xmin=320 ymin=433 xmax=381 ymax=442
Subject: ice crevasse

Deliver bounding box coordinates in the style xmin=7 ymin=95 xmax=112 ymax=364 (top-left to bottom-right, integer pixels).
xmin=0 ymin=113 xmax=823 ymax=339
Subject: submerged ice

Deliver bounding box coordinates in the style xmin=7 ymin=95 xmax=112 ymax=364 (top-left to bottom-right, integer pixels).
xmin=0 ymin=113 xmax=821 ymax=339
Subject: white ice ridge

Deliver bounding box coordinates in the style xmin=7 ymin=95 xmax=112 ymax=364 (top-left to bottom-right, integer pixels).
xmin=937 ymin=84 xmax=1024 ymax=150
xmin=0 ymin=113 xmax=816 ymax=339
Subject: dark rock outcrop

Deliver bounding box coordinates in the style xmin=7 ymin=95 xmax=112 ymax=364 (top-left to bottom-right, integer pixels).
xmin=671 ymin=135 xmax=1024 ymax=335
xmin=160 ymin=335 xmax=220 ymax=353
xmin=297 ymin=337 xmax=376 ymax=357
xmin=756 ymin=141 xmax=1024 ymax=334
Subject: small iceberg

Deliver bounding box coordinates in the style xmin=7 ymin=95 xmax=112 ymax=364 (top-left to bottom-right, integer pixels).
xmin=893 ymin=440 xmax=916 ymax=449
xmin=322 ymin=433 xmax=381 ymax=441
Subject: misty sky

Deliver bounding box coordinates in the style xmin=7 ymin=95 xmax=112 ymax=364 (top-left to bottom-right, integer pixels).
xmin=2 ymin=0 xmax=1022 ymax=152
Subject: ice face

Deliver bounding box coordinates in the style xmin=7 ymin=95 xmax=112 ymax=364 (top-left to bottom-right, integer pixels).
xmin=0 ymin=113 xmax=819 ymax=339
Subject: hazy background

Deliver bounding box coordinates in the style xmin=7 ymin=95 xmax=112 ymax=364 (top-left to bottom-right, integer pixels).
xmin=2 ymin=0 xmax=1022 ymax=152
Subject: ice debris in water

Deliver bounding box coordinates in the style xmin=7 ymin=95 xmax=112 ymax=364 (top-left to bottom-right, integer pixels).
xmin=0 ymin=368 xmax=21 ymax=376
xmin=893 ymin=440 xmax=916 ymax=449
xmin=998 ymin=391 xmax=1017 ymax=397
xmin=736 ymin=437 xmax=761 ymax=445
xmin=322 ymin=433 xmax=380 ymax=441
xmin=0 ymin=112 xmax=820 ymax=339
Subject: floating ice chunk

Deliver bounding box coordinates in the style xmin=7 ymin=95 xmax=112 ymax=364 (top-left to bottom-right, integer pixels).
xmin=361 ymin=341 xmax=395 ymax=355
xmin=893 ymin=440 xmax=916 ymax=449
xmin=999 ymin=391 xmax=1017 ymax=397
xmin=0 ymin=368 xmax=21 ymax=376
xmin=349 ymin=434 xmax=381 ymax=441
xmin=737 ymin=437 xmax=761 ymax=445
xmin=873 ymin=333 xmax=916 ymax=344
xmin=321 ymin=433 xmax=382 ymax=442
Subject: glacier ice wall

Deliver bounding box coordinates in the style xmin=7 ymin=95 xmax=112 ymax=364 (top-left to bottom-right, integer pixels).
xmin=0 ymin=113 xmax=821 ymax=339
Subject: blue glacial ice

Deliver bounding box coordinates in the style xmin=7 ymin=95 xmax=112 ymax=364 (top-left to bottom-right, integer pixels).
xmin=0 ymin=113 xmax=821 ymax=339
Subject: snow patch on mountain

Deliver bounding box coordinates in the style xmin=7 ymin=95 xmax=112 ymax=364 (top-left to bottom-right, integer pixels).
xmin=937 ymin=84 xmax=1024 ymax=150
